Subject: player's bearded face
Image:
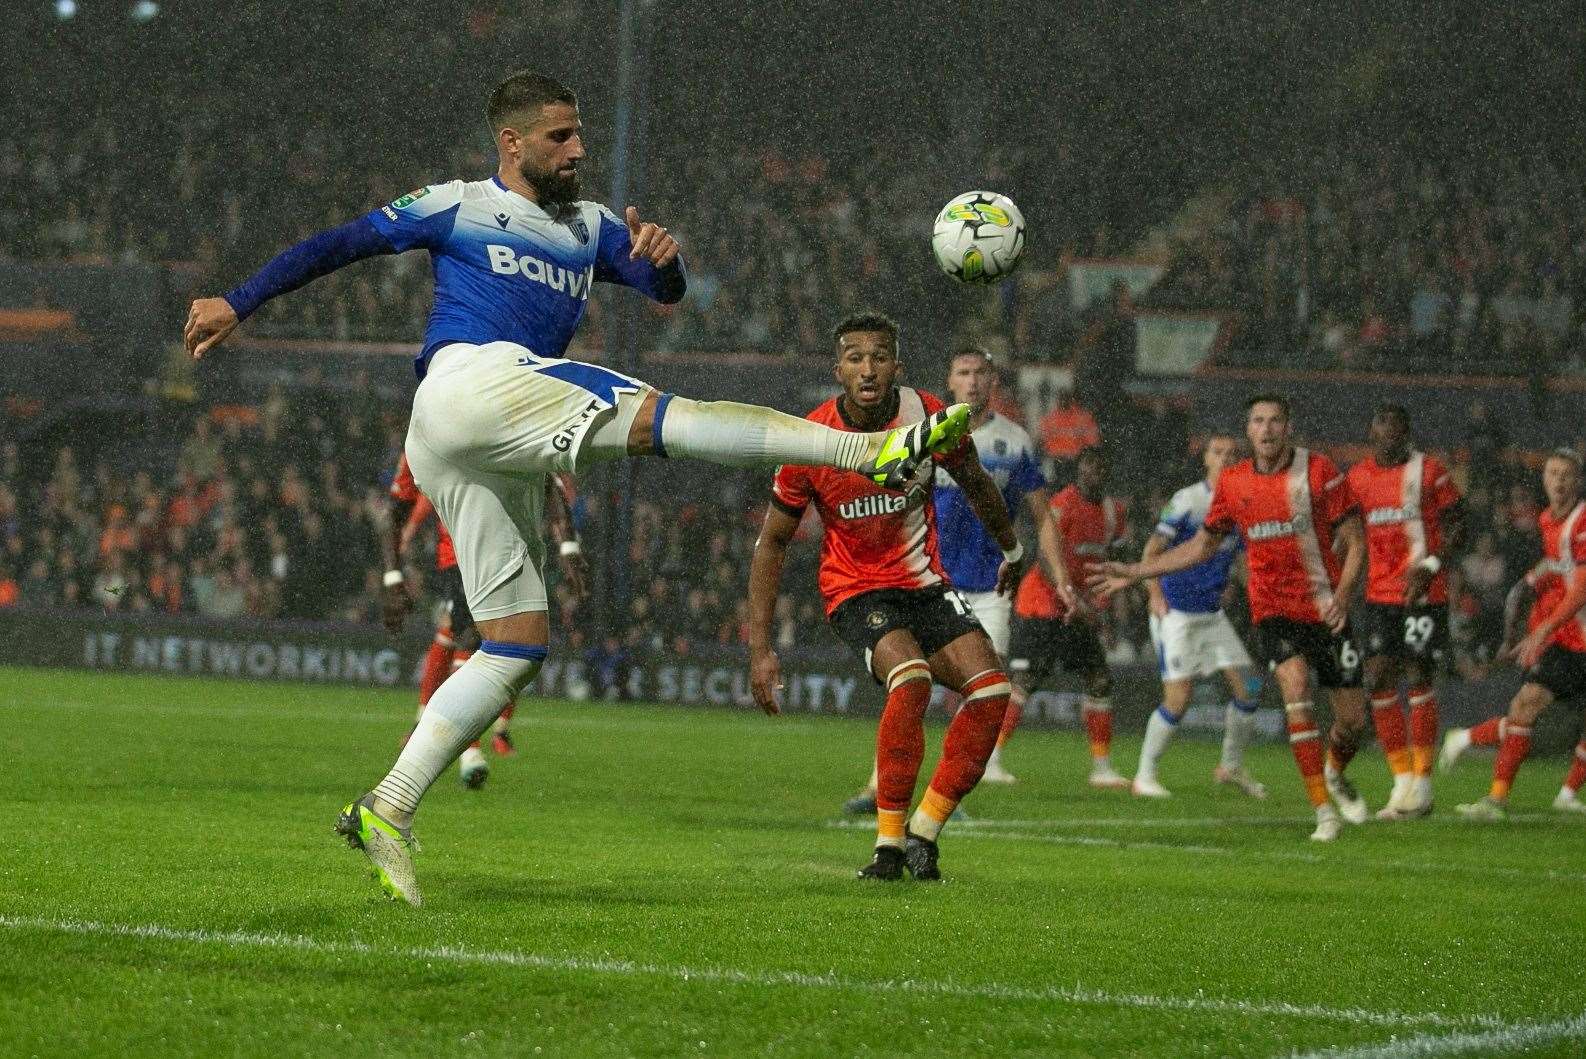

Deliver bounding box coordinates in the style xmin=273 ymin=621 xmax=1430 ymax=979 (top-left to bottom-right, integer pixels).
xmin=518 ymin=104 xmax=584 ymax=206
xmin=522 ymin=151 xmax=580 ymax=206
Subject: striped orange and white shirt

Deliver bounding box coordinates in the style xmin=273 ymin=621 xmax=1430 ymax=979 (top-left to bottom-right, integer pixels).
xmin=1204 ymin=448 xmax=1358 ymax=626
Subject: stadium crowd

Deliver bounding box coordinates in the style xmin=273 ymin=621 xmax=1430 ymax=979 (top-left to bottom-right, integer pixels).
xmin=0 ymin=380 xmax=1556 ymax=684
xmin=1145 ymin=148 xmax=1586 ymax=374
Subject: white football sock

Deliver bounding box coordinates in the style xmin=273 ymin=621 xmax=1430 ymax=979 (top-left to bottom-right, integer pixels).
xmin=657 ymin=396 xmax=876 ymax=469
xmin=372 ymin=643 xmax=543 ymax=826
xmin=1221 ymin=699 xmax=1259 ymax=770
xmin=1137 ymin=705 xmax=1181 ymax=782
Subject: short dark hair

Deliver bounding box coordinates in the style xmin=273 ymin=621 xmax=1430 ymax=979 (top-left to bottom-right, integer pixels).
xmin=487 ymin=71 xmax=577 ymax=133
xmin=1245 ymin=392 xmax=1291 ymax=418
xmin=833 ymin=311 xmax=899 ymax=351
xmin=1374 ymin=403 xmax=1410 ymax=428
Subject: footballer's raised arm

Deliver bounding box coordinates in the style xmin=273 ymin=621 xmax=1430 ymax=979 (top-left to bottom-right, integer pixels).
xmin=593 ymin=204 xmax=687 ymax=303
xmin=184 ymin=182 xmax=463 ymax=359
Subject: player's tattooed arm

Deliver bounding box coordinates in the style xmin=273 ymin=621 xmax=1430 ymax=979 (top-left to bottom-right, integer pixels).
xmin=944 ymin=445 xmax=1024 ymax=594
xmin=747 ymin=503 xmax=801 ymax=715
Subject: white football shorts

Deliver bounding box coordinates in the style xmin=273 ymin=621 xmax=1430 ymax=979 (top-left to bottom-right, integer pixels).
xmin=961 ymin=589 xmax=1012 ymax=657
xmin=1149 ymin=608 xmax=1253 ymax=683
xmin=406 ymin=341 xmax=649 ymax=620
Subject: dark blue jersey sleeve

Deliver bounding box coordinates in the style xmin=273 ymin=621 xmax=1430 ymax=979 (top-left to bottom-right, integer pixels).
xmin=593 ymin=206 xmax=687 ymax=304
xmin=223 ymin=216 xmax=394 ymax=321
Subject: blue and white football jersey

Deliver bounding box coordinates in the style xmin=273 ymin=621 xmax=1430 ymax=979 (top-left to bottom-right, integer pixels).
xmin=363 ymin=177 xmax=681 ymax=377
xmin=1155 ymin=479 xmax=1242 ymax=614
xmin=933 ymin=412 xmax=1046 ymax=592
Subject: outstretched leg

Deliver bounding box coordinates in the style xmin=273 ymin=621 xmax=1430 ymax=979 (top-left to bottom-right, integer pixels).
xmin=588 ymin=389 xmax=971 ymax=488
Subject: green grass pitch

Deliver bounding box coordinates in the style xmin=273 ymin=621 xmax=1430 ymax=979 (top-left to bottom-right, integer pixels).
xmin=1 ymin=663 xmax=1584 ymax=1057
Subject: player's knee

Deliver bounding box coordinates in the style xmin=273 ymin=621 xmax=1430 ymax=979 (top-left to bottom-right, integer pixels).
xmin=1511 ymin=685 xmax=1550 ymax=723
xmin=885 ymin=659 xmax=932 ymax=692
xmin=960 ymin=668 xmax=1011 ymax=699
xmin=476 ymin=640 xmax=548 ymax=696
xmin=452 ymin=625 xmax=482 ymax=653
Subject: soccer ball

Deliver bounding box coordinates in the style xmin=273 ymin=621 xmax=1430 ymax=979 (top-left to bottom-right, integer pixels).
xmin=931 ymin=191 xmax=1026 ymax=284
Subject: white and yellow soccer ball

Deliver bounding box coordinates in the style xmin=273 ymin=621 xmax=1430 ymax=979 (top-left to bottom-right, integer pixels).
xmin=931 ymin=191 xmax=1026 ymax=284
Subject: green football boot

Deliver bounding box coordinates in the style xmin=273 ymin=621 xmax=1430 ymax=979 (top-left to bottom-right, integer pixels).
xmin=335 ymin=793 xmax=422 ymax=906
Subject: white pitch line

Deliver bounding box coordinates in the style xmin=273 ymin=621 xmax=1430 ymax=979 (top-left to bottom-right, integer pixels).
xmin=826 ymin=821 xmax=1586 ymax=884
xmin=953 ymin=813 xmax=1568 ymax=829
xmin=0 ymin=914 xmax=1500 ymax=1032
xmin=1288 ymin=1010 xmax=1586 ymax=1058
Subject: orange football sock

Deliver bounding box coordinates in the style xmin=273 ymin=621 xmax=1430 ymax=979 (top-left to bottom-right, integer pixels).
xmin=875 ymin=662 xmax=933 ymax=814
xmin=909 ymin=787 xmax=958 ymax=842
xmin=995 ymin=687 xmax=1024 ymax=748
xmin=418 ymin=632 xmax=454 ymax=707
xmin=1469 ymin=716 xmax=1504 ymax=747
xmin=1408 ymin=687 xmax=1439 ymax=776
xmin=1490 ymin=724 xmax=1532 ymax=801
xmin=1287 ymin=704 xmax=1328 ymax=808
xmin=876 ymin=808 xmax=907 ymax=851
xmin=1564 ymin=740 xmax=1586 ymax=794
xmin=1082 ymin=696 xmax=1113 ymax=760
xmin=909 ymin=670 xmax=1009 ymax=840
xmin=1371 ymin=690 xmax=1411 ymax=777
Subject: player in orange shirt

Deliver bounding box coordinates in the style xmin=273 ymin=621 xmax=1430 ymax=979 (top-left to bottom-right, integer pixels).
xmin=1442 ymin=449 xmax=1586 ymax=820
xmin=1009 ymin=446 xmax=1132 ymax=788
xmin=1450 ymin=554 xmax=1586 ymax=814
xmin=1093 ymin=394 xmax=1370 ymax=841
xmin=748 ymin=312 xmax=1023 ymax=882
xmin=1347 ymin=405 xmax=1463 ymax=819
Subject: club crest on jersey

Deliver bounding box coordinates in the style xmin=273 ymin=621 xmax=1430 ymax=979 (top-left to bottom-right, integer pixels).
xmin=837 ymin=493 xmax=909 ymax=520
xmin=866 ymin=611 xmax=888 ymax=630
xmin=565 ymin=217 xmax=590 ymax=244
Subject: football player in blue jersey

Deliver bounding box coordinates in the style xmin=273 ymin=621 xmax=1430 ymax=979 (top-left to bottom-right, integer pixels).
xmin=1130 ymin=434 xmax=1269 ymax=799
xmin=183 ymin=70 xmax=972 ymax=906
xmin=841 ymin=347 xmax=1047 ymax=812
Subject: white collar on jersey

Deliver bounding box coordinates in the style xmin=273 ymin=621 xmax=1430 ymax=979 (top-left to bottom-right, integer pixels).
xmin=489 ymin=175 xmax=559 ymax=220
